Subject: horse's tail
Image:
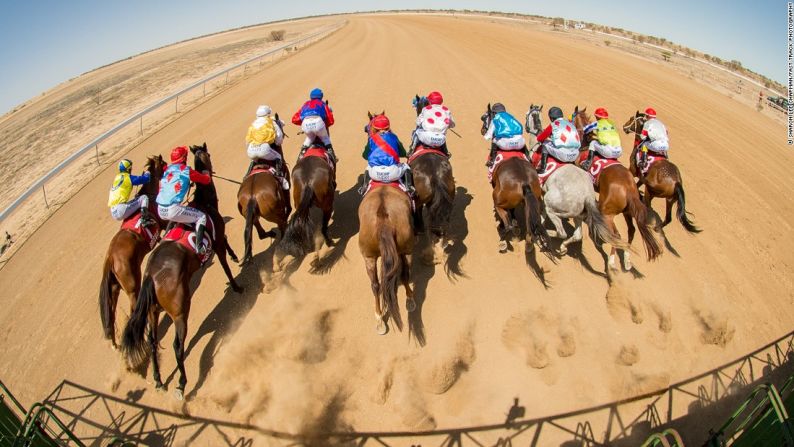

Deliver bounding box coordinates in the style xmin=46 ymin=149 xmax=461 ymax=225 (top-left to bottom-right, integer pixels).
xmin=281 ymin=186 xmax=315 ymax=257
xmin=243 ymin=199 xmax=256 ymax=262
xmin=584 ymin=196 xmax=629 ymax=250
xmin=427 ymin=173 xmax=454 ymax=234
xmin=522 ymin=184 xmax=552 ymax=254
xmin=674 ymin=182 xmax=701 ymax=233
xmin=121 ymin=275 xmax=155 ymax=368
xmin=98 ymin=256 xmax=116 ymax=341
xmin=377 ymin=202 xmax=403 ymax=332
xmin=627 ymin=190 xmax=663 ymax=261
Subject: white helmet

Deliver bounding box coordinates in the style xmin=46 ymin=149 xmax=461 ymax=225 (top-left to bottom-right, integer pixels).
xmin=256 ymin=105 xmax=271 ymax=117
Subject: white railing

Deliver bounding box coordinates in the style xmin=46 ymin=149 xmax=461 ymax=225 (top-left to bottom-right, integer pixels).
xmin=0 ymin=21 xmax=346 ymax=223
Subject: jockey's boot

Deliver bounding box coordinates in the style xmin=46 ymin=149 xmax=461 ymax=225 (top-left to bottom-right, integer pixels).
xmin=485 ymin=144 xmax=498 ymax=168
xmin=403 ymin=169 xmax=416 ymax=195
xmin=639 ymin=150 xmax=648 ymax=169
xmin=140 ymin=206 xmax=155 ymax=228
xmin=521 ymin=146 xmax=530 ymax=160
xmin=243 ymin=160 xmax=256 ymax=180
xmin=357 ymin=170 xmax=371 ymax=196
xmin=195 ymin=223 xmax=207 ymax=255
xmin=296 ymin=145 xmax=309 ymax=163
xmin=441 ymin=143 xmax=451 ymax=159
xmin=325 ymin=144 xmax=339 ymax=163
xmin=581 ymin=149 xmax=595 ymax=170
xmin=537 ymin=152 xmax=549 ymax=174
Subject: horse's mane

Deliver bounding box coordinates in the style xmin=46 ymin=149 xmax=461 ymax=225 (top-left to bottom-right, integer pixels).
xmin=189 ymin=144 xmax=218 ymax=211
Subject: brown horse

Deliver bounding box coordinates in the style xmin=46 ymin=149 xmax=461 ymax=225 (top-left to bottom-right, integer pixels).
xmin=278 ymin=141 xmax=336 ymax=267
xmin=623 ymin=111 xmax=701 ymax=233
xmin=237 ymin=162 xmax=290 ymax=264
xmin=358 ymin=180 xmax=415 ymax=335
xmin=411 ymin=94 xmax=456 ymax=264
xmin=481 ymin=104 xmax=551 ymax=257
xmin=572 ymin=107 xmax=662 ymax=270
xmin=121 ymin=143 xmax=242 ymax=400
xmin=99 ymin=154 xmax=166 ymax=349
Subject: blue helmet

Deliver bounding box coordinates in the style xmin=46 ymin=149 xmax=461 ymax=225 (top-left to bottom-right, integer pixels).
xmin=310 ymin=88 xmax=323 ymax=100
xmin=118 ymin=159 xmax=132 ymax=173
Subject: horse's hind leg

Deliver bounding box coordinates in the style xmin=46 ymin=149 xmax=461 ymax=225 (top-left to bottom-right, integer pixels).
xmin=401 ymin=254 xmax=415 ymax=313
xmin=494 ymin=206 xmax=512 ymax=253
xmin=365 ymin=257 xmax=386 ymax=335
xmin=622 ymin=212 xmax=635 ymax=271
xmin=663 ymin=197 xmax=674 ymax=228
xmin=150 ymin=310 xmax=164 ymax=390
xmin=414 ymin=203 xmax=425 ymax=235
xmin=321 ymin=202 xmax=334 ymax=247
xmin=217 ymin=238 xmax=243 ymax=293
xmin=546 ymin=213 xmax=568 ymax=254
xmin=561 ymin=217 xmax=583 ymax=255
xmin=605 ymin=215 xmax=622 ymax=271
xmin=172 ymin=315 xmax=188 ymax=400
xmin=224 ymin=235 xmax=240 ymax=264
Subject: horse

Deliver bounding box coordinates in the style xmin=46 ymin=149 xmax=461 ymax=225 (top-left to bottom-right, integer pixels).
xmin=278 ymin=136 xmax=336 ymax=267
xmin=572 ymin=108 xmax=662 ymax=270
xmin=121 ymin=143 xmax=242 ymax=400
xmin=523 ymin=106 xmax=626 ymax=257
xmin=623 ymin=111 xmax=701 ymax=233
xmin=358 ymin=112 xmax=415 ymax=335
xmin=237 ymin=116 xmax=292 ymax=264
xmin=99 ymin=154 xmax=166 ymax=350
xmin=481 ymin=103 xmax=552 ymax=257
xmin=410 ymin=94 xmax=456 ymax=264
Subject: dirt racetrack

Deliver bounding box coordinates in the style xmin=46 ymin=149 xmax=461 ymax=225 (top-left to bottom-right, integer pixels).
xmin=1 ymin=13 xmax=793 ymax=446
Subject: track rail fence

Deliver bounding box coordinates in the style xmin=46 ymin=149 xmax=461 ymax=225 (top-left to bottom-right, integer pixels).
xmin=0 ymin=20 xmax=346 ymax=255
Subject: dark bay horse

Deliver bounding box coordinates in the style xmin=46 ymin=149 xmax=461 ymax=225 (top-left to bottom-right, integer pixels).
xmin=278 ymin=140 xmax=336 ymax=267
xmin=99 ymin=155 xmax=166 ymax=349
xmin=358 ymin=173 xmax=415 ymax=335
xmin=481 ymin=104 xmax=551 ymax=257
xmin=623 ymin=112 xmax=701 ymax=233
xmin=237 ymin=163 xmax=290 ymax=264
xmin=573 ymin=108 xmax=662 ymax=270
xmin=121 ymin=143 xmax=242 ymax=400
xmin=411 ymin=94 xmax=456 ymax=264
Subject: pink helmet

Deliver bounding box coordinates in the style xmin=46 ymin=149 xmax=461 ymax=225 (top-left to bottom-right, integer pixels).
xmin=170 ymin=146 xmax=188 ymax=163
xmin=594 ymin=107 xmax=609 ymax=119
xmin=427 ymin=91 xmax=443 ymax=105
xmin=644 ymin=107 xmax=657 ymax=118
xmin=372 ymin=115 xmax=390 ymax=131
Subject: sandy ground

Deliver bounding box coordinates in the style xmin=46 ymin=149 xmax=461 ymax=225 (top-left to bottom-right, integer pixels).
xmin=0 ymin=13 xmax=792 ymax=446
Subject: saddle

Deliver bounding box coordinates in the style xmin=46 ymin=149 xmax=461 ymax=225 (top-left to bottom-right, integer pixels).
xmin=635 ymin=148 xmax=667 ymax=175
xmin=363 ymin=180 xmax=415 ymax=210
xmin=248 ymin=160 xmax=290 ymax=190
xmin=530 ymin=151 xmax=569 ymax=187
xmin=576 ymin=152 xmax=622 ymax=185
xmin=120 ymin=205 xmax=160 ymax=250
xmin=163 ymin=219 xmax=215 ymax=265
xmin=301 ymin=145 xmax=336 ymax=170
xmin=408 ymin=145 xmax=449 ymax=164
xmin=488 ymin=150 xmax=528 ymax=183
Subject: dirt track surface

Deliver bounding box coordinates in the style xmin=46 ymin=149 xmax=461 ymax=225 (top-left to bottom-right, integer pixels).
xmin=1 ymin=14 xmax=792 ymax=445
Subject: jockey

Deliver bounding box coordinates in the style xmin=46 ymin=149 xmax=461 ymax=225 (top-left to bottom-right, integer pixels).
xmin=244 ymin=105 xmax=286 ymax=183
xmin=292 ymin=88 xmax=338 ymax=162
xmin=156 ymin=146 xmax=212 ymax=254
xmin=534 ymin=106 xmax=582 ymax=174
xmin=358 ymin=114 xmax=414 ymax=196
xmin=107 ymin=159 xmax=154 ymax=225
xmin=412 ymin=91 xmax=455 ymax=157
xmin=581 ymin=107 xmax=623 ymax=170
xmin=637 ymin=107 xmax=670 ymax=168
xmin=484 ymin=103 xmax=528 ymax=168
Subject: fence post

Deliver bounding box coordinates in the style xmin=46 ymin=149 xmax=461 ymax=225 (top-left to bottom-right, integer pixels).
xmin=175 ymin=96 xmax=179 ymax=113
xmin=203 ymin=82 xmax=206 ymax=97
xmin=42 ymin=186 xmax=49 ymax=208
xmin=95 ymin=144 xmax=100 ymax=166
xmin=225 ymin=72 xmax=229 ymax=85
xmin=139 ymin=116 xmax=143 ymax=135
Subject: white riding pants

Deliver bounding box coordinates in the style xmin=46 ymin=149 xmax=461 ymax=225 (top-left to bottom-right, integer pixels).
xmin=301 ymin=116 xmax=331 ymax=147
xmin=110 ymin=196 xmax=148 ymax=221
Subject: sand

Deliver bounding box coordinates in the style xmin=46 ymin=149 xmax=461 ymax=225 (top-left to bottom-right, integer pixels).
xmin=0 ymin=13 xmax=792 ymax=446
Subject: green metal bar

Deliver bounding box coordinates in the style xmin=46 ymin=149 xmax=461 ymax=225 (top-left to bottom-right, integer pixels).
xmin=14 ymin=402 xmax=85 ymax=447
xmin=0 ymin=381 xmax=27 ymax=416
xmin=640 ymin=433 xmax=671 ymax=447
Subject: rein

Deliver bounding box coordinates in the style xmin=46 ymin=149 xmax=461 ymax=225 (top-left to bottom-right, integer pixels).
xmin=212 ymin=173 xmax=242 ymax=185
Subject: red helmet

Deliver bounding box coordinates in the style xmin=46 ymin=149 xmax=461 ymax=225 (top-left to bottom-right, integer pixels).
xmin=170 ymin=146 xmax=188 ymax=163
xmin=372 ymin=115 xmax=390 ymax=130
xmin=594 ymin=107 xmax=609 ymax=119
xmin=644 ymin=107 xmax=657 ymax=118
xmin=427 ymin=91 xmax=443 ymax=105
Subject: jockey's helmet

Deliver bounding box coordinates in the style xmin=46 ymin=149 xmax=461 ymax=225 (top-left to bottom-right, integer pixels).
xmin=644 ymin=107 xmax=657 ymax=118
xmin=372 ymin=114 xmax=390 ymax=131
xmin=118 ymin=159 xmax=132 ymax=173
xmin=428 ymin=91 xmax=443 ymax=105
xmin=594 ymin=107 xmax=609 ymax=119
xmin=256 ymin=105 xmax=271 ymax=117
xmin=548 ymin=106 xmax=563 ymax=121
xmin=171 ymin=146 xmax=189 ymax=163
xmin=492 ymin=103 xmax=506 ymax=113
xmin=310 ymin=88 xmax=324 ymax=99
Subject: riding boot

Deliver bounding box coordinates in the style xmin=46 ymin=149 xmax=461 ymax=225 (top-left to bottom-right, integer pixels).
xmin=441 ymin=143 xmax=451 ymax=158
xmin=297 ymin=145 xmax=309 ymax=163
xmin=485 ymin=144 xmax=498 ymax=168
xmin=195 ymin=223 xmax=207 ymax=255
xmin=521 ymin=146 xmax=530 ymax=160
xmin=537 ymin=151 xmax=549 ymax=174
xmin=325 ymin=144 xmax=339 ymax=163
xmin=639 ymin=150 xmax=648 ymax=169
xmin=140 ymin=205 xmax=155 ymax=228
xmin=357 ymin=170 xmax=371 ymax=196
xmin=581 ymin=149 xmax=595 ymax=170
xmin=403 ymin=169 xmax=416 ymax=195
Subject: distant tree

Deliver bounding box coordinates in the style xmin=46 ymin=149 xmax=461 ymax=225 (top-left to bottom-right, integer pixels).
xmin=604 ymin=40 xmax=611 ymax=47
xmin=636 ymin=35 xmax=646 ymax=44
xmin=551 ymin=17 xmax=564 ymax=28
xmin=661 ymin=51 xmax=672 ymax=62
xmin=728 ymin=59 xmax=743 ymax=71
xmin=270 ymin=30 xmax=286 ymax=41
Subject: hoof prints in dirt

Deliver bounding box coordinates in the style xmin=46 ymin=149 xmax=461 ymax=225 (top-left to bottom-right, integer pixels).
xmin=502 ymin=307 xmax=578 ymax=369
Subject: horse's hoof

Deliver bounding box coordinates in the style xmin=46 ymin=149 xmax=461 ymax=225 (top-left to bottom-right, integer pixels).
xmin=498 ymin=241 xmax=508 ymax=253
xmin=155 ymin=383 xmax=166 ymax=392
xmin=174 ymin=388 xmax=184 ymax=401
xmin=608 ymin=255 xmax=619 ymax=271
xmin=110 ymin=342 xmax=118 ymax=352
xmin=406 ymin=298 xmax=416 ymax=313
xmin=623 ymin=252 xmax=633 ymax=271
xmin=376 ymin=321 xmax=388 ymax=335
xmin=559 ymin=246 xmax=568 ymax=256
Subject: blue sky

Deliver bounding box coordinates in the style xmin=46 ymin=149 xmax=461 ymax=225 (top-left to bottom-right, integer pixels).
xmin=0 ymin=0 xmax=784 ymax=115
